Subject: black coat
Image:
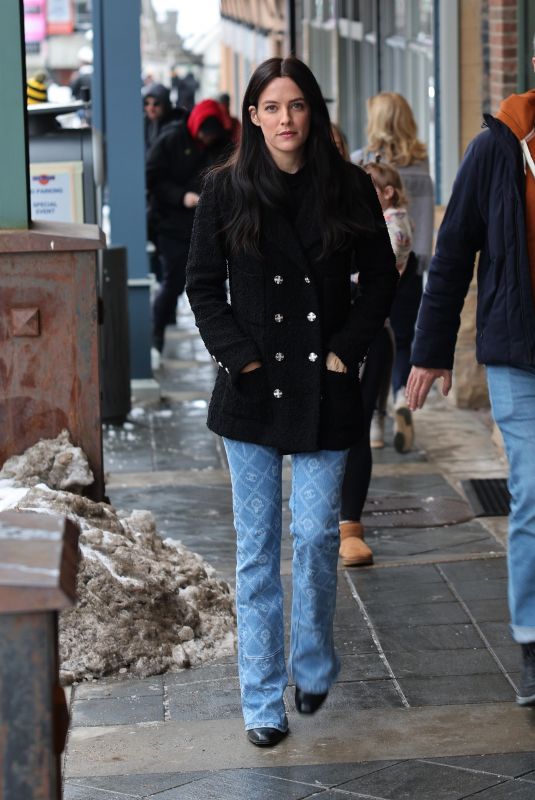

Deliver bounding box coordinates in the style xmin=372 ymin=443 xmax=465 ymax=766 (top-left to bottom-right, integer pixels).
xmin=146 ymin=120 xmax=230 ymax=240
xmin=186 ymin=166 xmax=398 ymax=452
xmin=412 ymin=110 xmax=535 ymax=369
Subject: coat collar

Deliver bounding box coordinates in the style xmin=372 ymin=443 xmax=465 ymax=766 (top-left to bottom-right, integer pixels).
xmin=262 ymin=181 xmax=323 ymax=273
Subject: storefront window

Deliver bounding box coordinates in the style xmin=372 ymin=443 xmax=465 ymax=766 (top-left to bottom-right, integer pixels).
xmin=394 ymin=0 xmax=406 ymax=35
xmin=74 ymin=0 xmax=92 ymax=31
xmin=418 ymin=0 xmax=433 ymax=36
xmin=338 ymin=0 xmax=361 ymax=19
xmin=303 ymin=0 xmax=434 ymax=170
xmin=313 ymin=0 xmax=324 ymax=20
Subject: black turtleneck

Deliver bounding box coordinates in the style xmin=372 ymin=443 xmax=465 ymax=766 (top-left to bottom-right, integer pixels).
xmin=279 ymin=163 xmax=311 ymax=221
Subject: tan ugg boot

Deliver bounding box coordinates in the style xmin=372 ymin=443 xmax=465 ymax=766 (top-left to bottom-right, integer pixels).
xmin=339 ymin=521 xmax=374 ymax=567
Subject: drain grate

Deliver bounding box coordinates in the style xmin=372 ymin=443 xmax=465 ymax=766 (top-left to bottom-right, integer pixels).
xmin=461 ymin=478 xmax=510 ymax=517
xmin=361 ymin=493 xmax=473 ymax=528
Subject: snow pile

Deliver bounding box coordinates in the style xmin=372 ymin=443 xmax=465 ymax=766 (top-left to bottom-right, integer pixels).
xmin=0 ymin=432 xmax=236 ymax=683
xmin=0 ymin=429 xmax=94 ymax=492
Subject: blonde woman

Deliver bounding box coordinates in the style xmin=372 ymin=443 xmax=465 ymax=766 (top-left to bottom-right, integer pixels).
xmin=351 ymin=92 xmax=434 ymax=455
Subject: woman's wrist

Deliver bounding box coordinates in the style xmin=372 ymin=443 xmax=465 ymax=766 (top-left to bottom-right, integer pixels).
xmin=240 ymin=360 xmax=262 ymax=373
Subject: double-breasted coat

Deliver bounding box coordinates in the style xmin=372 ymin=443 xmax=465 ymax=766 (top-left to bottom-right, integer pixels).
xmin=185 ymin=164 xmax=398 ymax=453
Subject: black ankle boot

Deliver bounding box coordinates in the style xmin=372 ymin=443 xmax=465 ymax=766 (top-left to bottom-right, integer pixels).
xmin=517 ymin=643 xmax=535 ymax=706
xmin=247 ymin=727 xmax=288 ymax=747
xmin=295 ymin=686 xmax=328 ymax=714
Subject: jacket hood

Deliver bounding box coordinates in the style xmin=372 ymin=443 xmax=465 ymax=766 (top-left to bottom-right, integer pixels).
xmin=142 ymin=82 xmax=171 ymax=110
xmin=186 ymin=99 xmax=226 ymax=140
xmin=495 ymin=90 xmax=535 ymax=141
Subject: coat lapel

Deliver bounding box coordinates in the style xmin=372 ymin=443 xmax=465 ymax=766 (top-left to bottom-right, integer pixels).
xmin=295 ymin=185 xmax=323 ymax=254
xmin=262 ymin=184 xmax=323 ymax=273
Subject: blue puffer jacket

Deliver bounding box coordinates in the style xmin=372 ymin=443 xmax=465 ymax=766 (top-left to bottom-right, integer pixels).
xmin=411 ymin=113 xmax=535 ymax=369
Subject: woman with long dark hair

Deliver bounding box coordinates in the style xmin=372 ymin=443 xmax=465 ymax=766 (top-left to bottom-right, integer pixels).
xmin=186 ymin=57 xmax=398 ymax=747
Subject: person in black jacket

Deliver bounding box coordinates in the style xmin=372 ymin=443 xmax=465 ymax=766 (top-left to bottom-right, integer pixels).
xmin=143 ymin=83 xmax=186 ymax=283
xmin=146 ymin=99 xmax=230 ymax=353
xmin=186 ymin=56 xmax=398 ymax=747
xmin=406 ymin=56 xmax=535 ymax=706
xmin=142 ymin=82 xmax=185 ymax=153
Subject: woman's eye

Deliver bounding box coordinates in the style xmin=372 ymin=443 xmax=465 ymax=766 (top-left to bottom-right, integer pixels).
xmin=292 ymin=102 xmax=305 ymax=110
xmin=265 ymin=105 xmax=277 ymax=112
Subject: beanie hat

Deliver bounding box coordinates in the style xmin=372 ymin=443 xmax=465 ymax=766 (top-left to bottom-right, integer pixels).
xmin=186 ymin=99 xmax=226 ymax=140
xmin=27 ymin=74 xmax=48 ymax=105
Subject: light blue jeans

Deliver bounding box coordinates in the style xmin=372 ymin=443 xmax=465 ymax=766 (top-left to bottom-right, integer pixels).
xmin=223 ymin=438 xmax=348 ymax=731
xmin=487 ymin=365 xmax=535 ymax=643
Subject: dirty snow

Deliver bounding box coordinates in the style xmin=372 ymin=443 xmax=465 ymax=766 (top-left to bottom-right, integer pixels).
xmin=0 ymin=431 xmax=236 ymax=684
xmin=0 ymin=429 xmax=93 ymax=492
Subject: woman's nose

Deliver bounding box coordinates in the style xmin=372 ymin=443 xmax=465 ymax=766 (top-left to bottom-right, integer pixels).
xmin=280 ymin=106 xmax=291 ymax=124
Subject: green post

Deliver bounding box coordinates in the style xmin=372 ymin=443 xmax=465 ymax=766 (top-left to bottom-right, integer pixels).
xmin=0 ymin=0 xmax=30 ymax=229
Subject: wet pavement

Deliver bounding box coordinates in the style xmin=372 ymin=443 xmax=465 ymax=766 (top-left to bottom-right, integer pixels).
xmin=63 ymin=302 xmax=535 ymax=799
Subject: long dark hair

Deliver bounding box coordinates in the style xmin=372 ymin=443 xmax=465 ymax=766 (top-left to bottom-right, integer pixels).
xmin=215 ymin=56 xmax=376 ymax=257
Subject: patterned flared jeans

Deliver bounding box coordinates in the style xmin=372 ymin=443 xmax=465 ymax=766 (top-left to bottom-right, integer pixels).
xmin=223 ymin=438 xmax=348 ymax=731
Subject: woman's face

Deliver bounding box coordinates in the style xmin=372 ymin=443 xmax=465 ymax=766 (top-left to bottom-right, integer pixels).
xmin=249 ymin=77 xmax=311 ymax=169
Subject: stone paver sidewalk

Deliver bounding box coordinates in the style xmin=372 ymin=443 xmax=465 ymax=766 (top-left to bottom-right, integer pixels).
xmin=63 ymin=305 xmax=535 ymax=800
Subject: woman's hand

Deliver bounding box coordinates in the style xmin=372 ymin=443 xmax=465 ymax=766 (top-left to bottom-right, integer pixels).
xmin=240 ymin=361 xmax=263 ymax=373
xmin=325 ymin=351 xmax=348 ymax=373
xmin=183 ymin=191 xmax=200 ymax=208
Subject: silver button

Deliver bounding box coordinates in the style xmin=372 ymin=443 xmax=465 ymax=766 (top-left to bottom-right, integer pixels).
xmin=225 ymin=367 xmax=229 ymax=373
xmin=307 ymin=312 xmax=317 ymax=322
xmin=273 ymin=388 xmax=283 ymax=398
xmin=275 ymin=352 xmax=285 ymax=361
xmin=308 ymin=352 xmax=318 ymax=362
xmin=274 ymin=313 xmax=284 ymax=323
xmin=274 ymin=275 xmax=283 ymax=285
xmin=304 ymin=276 xmax=311 ymax=284
xmin=218 ymin=361 xmax=223 ymax=367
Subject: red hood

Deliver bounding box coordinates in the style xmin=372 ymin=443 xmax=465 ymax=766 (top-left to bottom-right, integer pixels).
xmin=187 ymin=99 xmax=226 ymax=139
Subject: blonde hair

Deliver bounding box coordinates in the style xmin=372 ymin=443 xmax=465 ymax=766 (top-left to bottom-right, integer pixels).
xmin=365 ymin=92 xmax=427 ymax=167
xmin=331 ymin=122 xmax=350 ymax=161
xmin=363 ymin=161 xmax=409 ymax=209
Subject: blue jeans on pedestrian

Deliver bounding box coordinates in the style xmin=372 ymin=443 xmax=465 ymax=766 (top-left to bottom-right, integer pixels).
xmin=223 ymin=438 xmax=348 ymax=731
xmin=487 ymin=365 xmax=535 ymax=644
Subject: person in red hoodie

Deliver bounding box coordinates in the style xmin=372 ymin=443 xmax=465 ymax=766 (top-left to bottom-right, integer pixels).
xmin=407 ymin=48 xmax=535 ymax=706
xmin=146 ymin=99 xmax=231 ymax=354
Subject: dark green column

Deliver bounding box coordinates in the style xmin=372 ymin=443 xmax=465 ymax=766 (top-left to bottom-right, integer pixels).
xmin=0 ymin=0 xmax=29 ymax=229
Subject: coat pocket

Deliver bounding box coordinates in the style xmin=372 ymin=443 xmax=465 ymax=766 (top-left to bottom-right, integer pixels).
xmin=222 ymin=367 xmax=272 ymax=422
xmin=319 ymin=369 xmax=363 ymax=448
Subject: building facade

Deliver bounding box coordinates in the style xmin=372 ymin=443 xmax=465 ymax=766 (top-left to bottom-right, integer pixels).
xmin=220 ymin=0 xmax=287 ymax=116
xmin=220 ymin=0 xmax=534 ymax=191
xmin=219 ymin=0 xmax=534 ymax=408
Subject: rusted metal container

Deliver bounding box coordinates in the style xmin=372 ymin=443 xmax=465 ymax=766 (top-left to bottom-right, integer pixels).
xmin=0 ymin=510 xmax=80 ymax=800
xmin=0 ymin=221 xmax=105 ymax=500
